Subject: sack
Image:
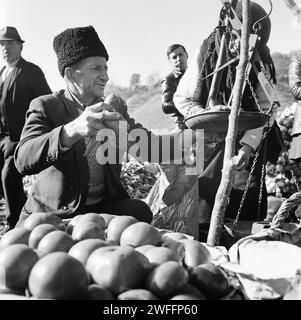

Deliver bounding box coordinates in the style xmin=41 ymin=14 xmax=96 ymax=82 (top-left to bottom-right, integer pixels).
xmin=145 ymin=164 xmax=200 ymax=240
xmin=224 ymin=239 xmax=301 ymax=299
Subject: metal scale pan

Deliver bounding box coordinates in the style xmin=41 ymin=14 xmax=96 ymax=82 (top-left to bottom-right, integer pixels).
xmin=184 ymin=110 xmax=270 ymax=132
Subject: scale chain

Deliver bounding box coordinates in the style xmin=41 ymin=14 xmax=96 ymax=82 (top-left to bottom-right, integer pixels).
xmin=245 ymin=75 xmax=264 ymax=113
xmin=232 ymin=147 xmax=261 ymax=229
xmin=232 ymin=126 xmax=272 ymax=230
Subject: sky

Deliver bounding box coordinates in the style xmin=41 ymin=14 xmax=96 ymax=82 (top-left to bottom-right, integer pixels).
xmin=0 ymin=0 xmax=300 ymax=90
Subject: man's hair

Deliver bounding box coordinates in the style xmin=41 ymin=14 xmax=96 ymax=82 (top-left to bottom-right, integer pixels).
xmin=166 ymin=44 xmax=188 ymax=59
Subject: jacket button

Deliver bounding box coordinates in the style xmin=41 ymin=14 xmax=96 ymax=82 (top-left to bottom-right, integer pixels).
xmin=46 ymin=155 xmax=53 ymax=162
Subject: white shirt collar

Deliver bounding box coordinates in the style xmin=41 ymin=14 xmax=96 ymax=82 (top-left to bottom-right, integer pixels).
xmin=1 ymin=58 xmax=20 ymax=82
xmin=4 ymin=57 xmax=20 ymax=70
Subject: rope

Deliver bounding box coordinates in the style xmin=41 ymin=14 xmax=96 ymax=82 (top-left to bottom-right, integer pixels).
xmin=257 ymin=136 xmax=268 ymax=221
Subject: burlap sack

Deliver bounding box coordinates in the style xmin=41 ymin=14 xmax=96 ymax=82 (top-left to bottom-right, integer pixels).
xmin=145 ymin=164 xmax=200 ymax=240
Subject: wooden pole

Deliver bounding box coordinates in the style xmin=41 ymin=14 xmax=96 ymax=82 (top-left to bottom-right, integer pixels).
xmin=207 ymin=0 xmax=251 ymax=246
xmin=207 ymin=33 xmax=227 ymax=108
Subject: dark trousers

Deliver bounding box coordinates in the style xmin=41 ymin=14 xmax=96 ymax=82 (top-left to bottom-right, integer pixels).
xmin=198 ymin=141 xmax=268 ymax=222
xmin=84 ymin=197 xmax=153 ymax=224
xmin=16 ymin=196 xmax=153 ymax=227
xmin=0 ymin=136 xmax=26 ymax=228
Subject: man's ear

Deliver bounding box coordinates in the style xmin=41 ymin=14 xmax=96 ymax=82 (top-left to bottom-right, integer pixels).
xmin=64 ymin=67 xmax=74 ymax=82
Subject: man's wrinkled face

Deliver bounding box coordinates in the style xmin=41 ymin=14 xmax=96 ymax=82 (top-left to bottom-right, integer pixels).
xmin=228 ymin=31 xmax=240 ymax=57
xmin=0 ymin=40 xmax=22 ymax=64
xmin=70 ymin=56 xmax=109 ymax=102
xmin=168 ymin=47 xmax=188 ymax=73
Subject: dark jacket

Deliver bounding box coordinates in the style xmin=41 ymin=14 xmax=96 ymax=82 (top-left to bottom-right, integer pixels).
xmin=0 ymin=58 xmax=51 ymax=142
xmin=160 ymin=72 xmax=186 ymax=129
xmin=289 ymin=53 xmax=301 ymax=136
xmin=14 ymin=90 xmax=192 ymax=219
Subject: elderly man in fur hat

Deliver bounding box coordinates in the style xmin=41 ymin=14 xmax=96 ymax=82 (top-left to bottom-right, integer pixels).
xmin=14 ymin=26 xmax=194 ymax=227
xmin=174 ymin=1 xmax=283 ymax=227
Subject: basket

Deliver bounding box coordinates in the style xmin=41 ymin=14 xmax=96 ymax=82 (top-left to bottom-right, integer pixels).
xmin=225 ymin=192 xmax=301 ymax=250
xmin=224 ymin=220 xmax=255 ymax=239
xmin=224 ymin=192 xmax=301 ymax=300
xmin=270 ymin=192 xmax=301 ymax=230
xmin=224 ymin=220 xmax=273 ymax=239
xmin=184 ymin=110 xmax=269 ymax=132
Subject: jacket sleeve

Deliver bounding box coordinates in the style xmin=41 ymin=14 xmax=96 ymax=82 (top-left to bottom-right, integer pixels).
xmin=160 ymin=77 xmax=179 ymax=114
xmin=239 ymin=115 xmax=276 ymax=151
xmin=289 ymin=53 xmax=301 ymax=100
xmin=174 ymin=43 xmax=207 ymax=117
xmin=14 ymin=97 xmax=66 ymax=176
xmin=109 ymin=95 xmax=197 ymax=165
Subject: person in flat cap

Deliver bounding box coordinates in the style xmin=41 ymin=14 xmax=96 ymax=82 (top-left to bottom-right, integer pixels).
xmin=173 ymin=1 xmax=283 ymax=234
xmin=0 ymin=26 xmax=51 ymax=233
xmin=14 ymin=25 xmax=196 ymax=227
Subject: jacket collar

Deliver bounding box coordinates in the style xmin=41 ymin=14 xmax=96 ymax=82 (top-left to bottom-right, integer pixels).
xmin=11 ymin=57 xmax=24 ymax=80
xmin=55 ymin=89 xmax=82 ymax=122
xmin=15 ymin=57 xmax=26 ymax=69
xmin=0 ymin=57 xmax=25 ymax=91
xmin=0 ymin=57 xmax=25 ymax=74
xmin=171 ymin=69 xmax=184 ymax=79
xmin=67 ymin=88 xmax=87 ymax=111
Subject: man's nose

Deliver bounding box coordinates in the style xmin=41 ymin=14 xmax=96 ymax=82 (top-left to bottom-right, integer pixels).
xmin=101 ymin=71 xmax=109 ymax=82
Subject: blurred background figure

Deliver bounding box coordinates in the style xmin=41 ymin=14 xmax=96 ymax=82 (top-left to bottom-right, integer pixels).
xmin=0 ymin=26 xmax=51 ymax=234
xmin=160 ymin=44 xmax=188 ymax=131
xmin=288 ymin=51 xmax=301 ymax=223
xmin=283 ymin=0 xmax=301 ymax=29
xmin=288 ymin=52 xmax=301 ymax=164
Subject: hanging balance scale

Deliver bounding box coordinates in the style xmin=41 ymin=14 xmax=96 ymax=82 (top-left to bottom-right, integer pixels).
xmin=184 ymin=0 xmax=279 ymax=133
xmin=185 ymin=0 xmax=281 ymax=238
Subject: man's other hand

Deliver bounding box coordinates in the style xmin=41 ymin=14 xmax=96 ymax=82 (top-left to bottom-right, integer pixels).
xmin=60 ymin=105 xmax=122 ymax=148
xmin=234 ymin=144 xmax=253 ymax=171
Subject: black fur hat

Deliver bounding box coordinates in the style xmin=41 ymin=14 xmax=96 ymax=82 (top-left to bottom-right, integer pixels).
xmin=53 ymin=25 xmax=109 ymax=77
